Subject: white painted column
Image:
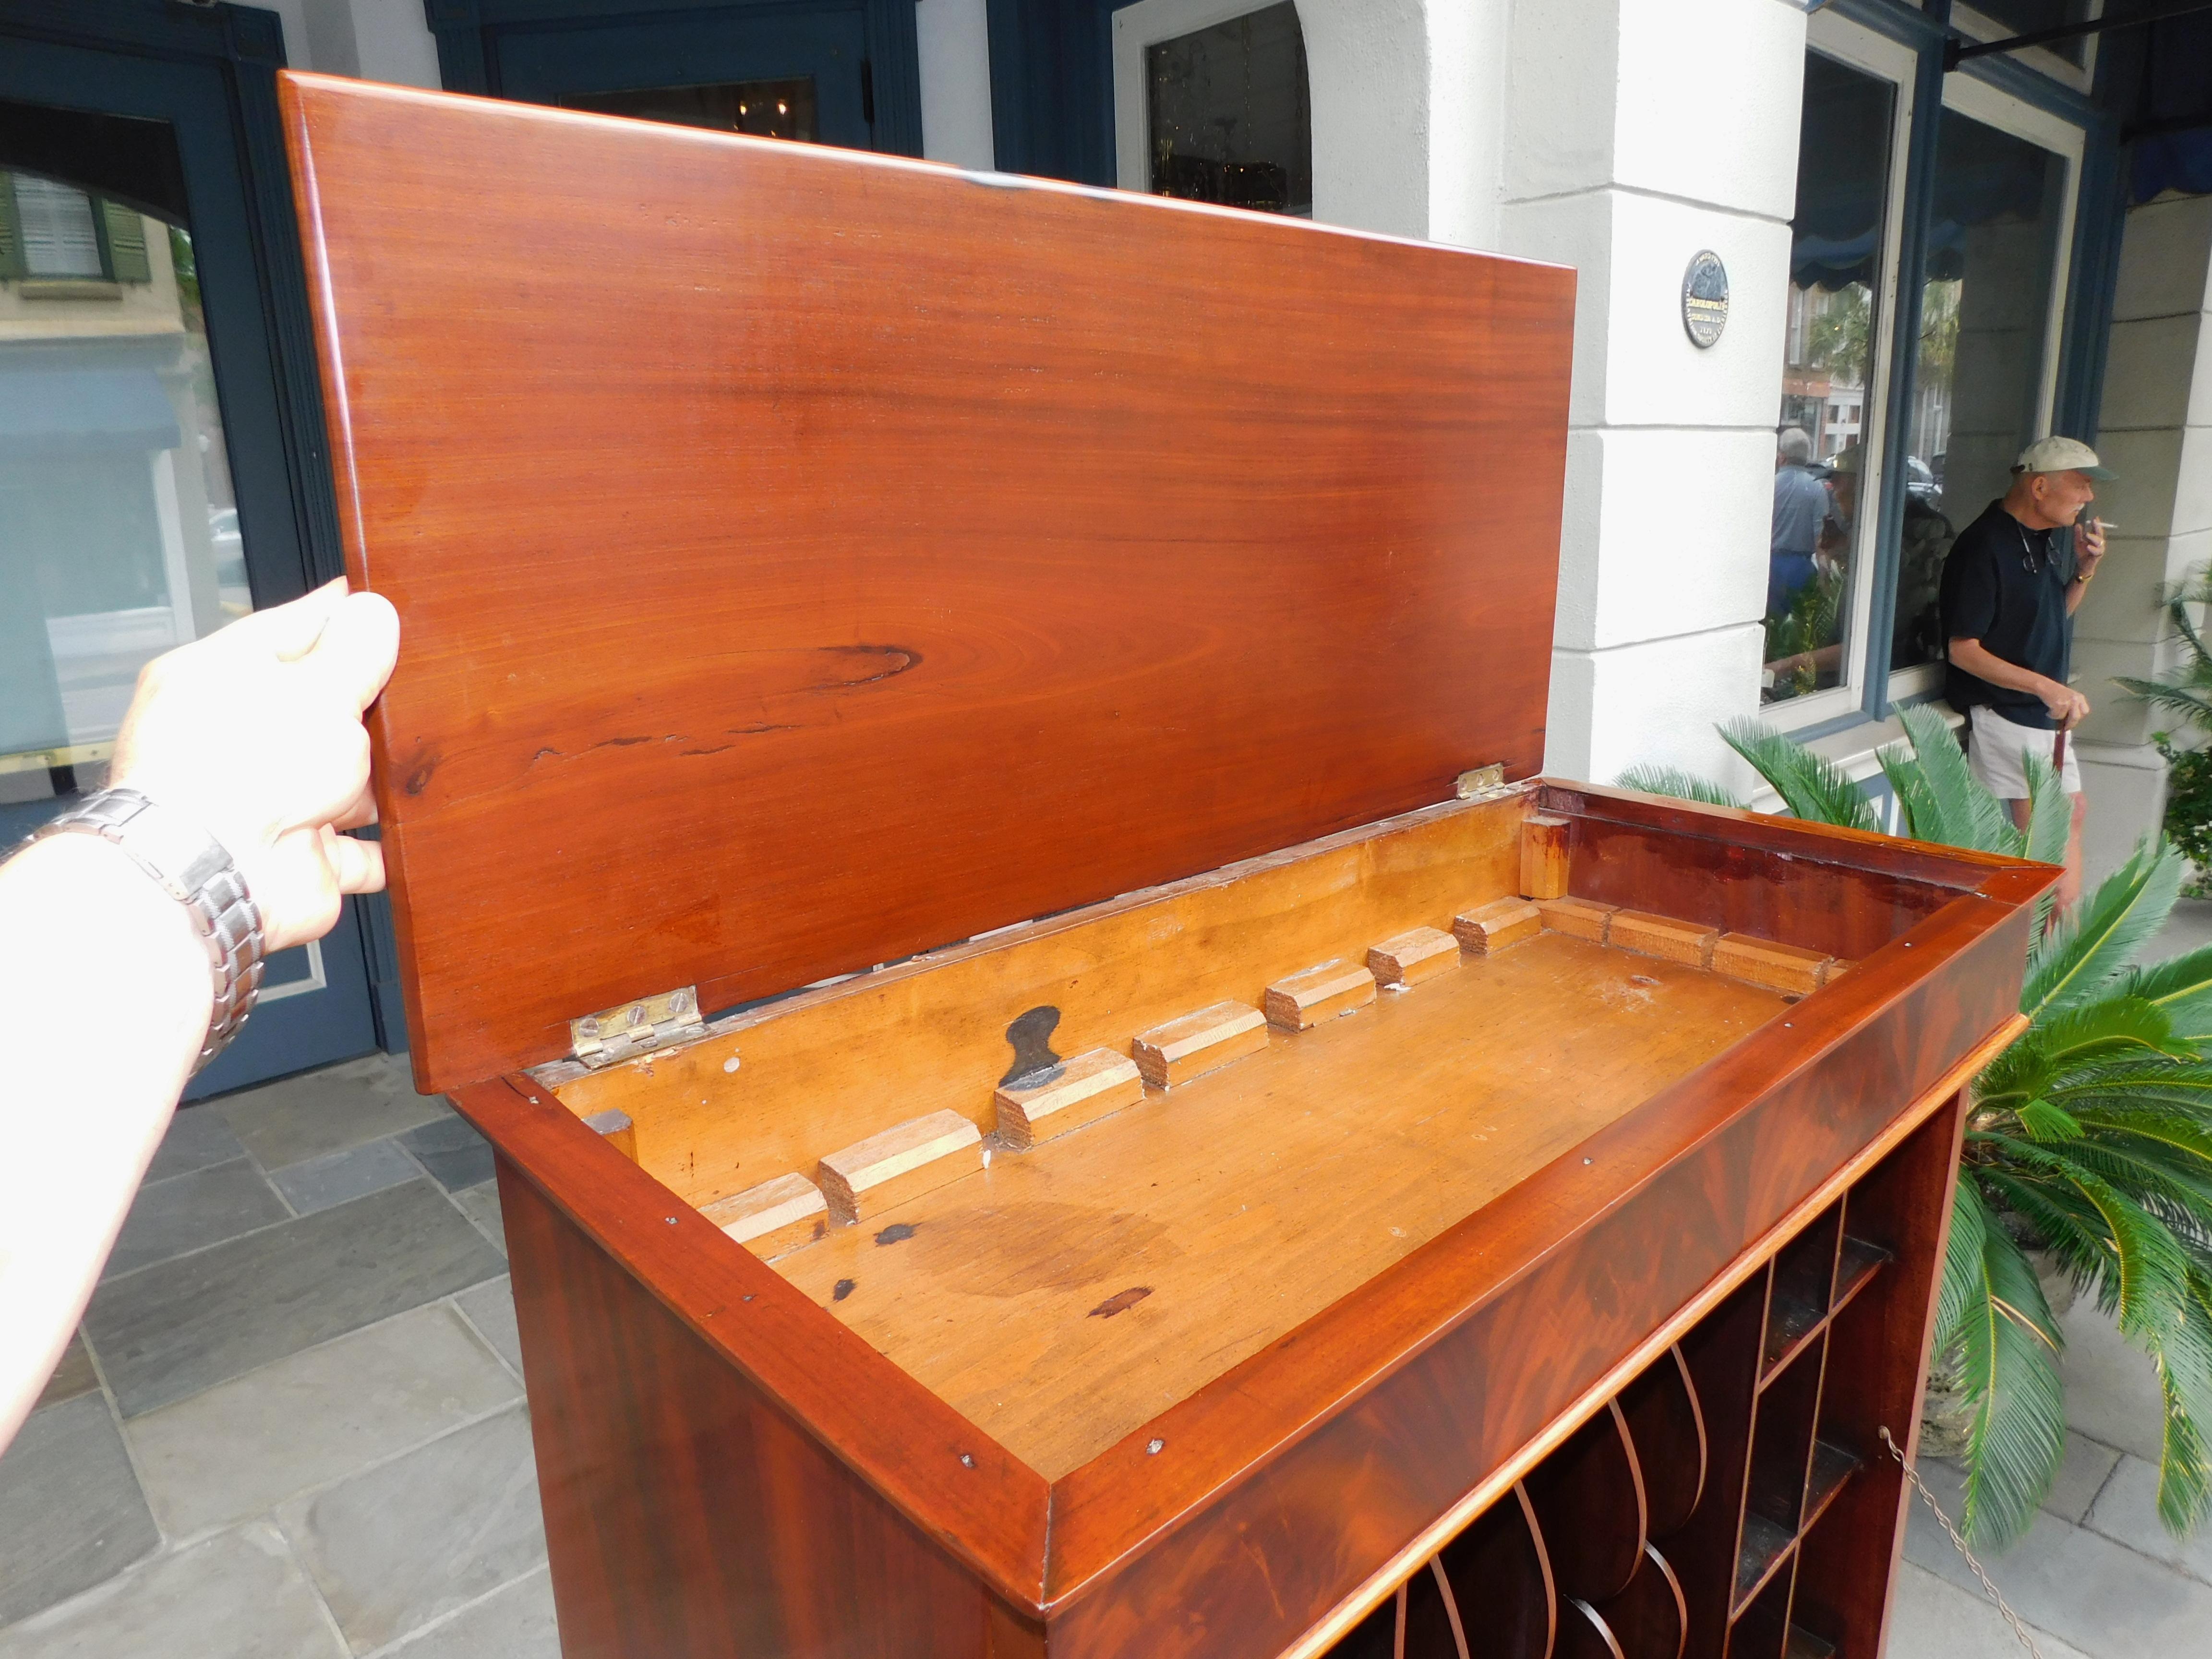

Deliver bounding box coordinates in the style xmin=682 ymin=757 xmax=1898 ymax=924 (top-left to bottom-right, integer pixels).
xmin=918 ymin=0 xmax=996 ymax=170
xmin=1492 ymin=0 xmax=1807 ymax=795
xmin=2075 ymin=194 xmax=2212 ymax=882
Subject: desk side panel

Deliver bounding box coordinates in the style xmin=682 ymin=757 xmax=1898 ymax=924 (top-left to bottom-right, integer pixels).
xmin=1044 ymin=899 xmax=2027 ymax=1659
xmin=499 ymin=1156 xmax=1003 ymax=1657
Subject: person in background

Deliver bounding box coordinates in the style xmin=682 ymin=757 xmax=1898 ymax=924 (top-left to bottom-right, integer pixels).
xmin=0 ymin=580 xmax=399 ymax=1454
xmin=1769 ymin=426 xmax=1839 ymax=617
xmin=1940 ymin=436 xmax=2115 ymax=911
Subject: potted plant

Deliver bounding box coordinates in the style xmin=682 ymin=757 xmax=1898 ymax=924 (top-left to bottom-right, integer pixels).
xmin=1624 ymin=705 xmax=2212 ymax=1546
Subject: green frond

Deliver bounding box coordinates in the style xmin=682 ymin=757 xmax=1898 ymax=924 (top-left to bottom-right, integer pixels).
xmin=1953 ymin=1217 xmax=2067 ymax=1546
xmin=2076 ymin=1109 xmax=2212 ymax=1173
xmin=2018 ymin=1099 xmax=2085 ymax=1142
xmin=1893 ymin=703 xmax=2022 ymax=855
xmin=1978 ymin=1168 xmax=2111 ymax=1294
xmin=2160 ymin=1274 xmax=2212 ymax=1533
xmin=2048 ymin=1061 xmax=2212 ymax=1112
xmin=2059 ymin=1164 xmax=2193 ymax=1341
xmin=2023 ymin=840 xmax=2187 ymax=1019
xmin=1979 ymin=997 xmax=2189 ymax=1103
xmin=1877 ymin=739 xmax=1946 ymax=849
xmin=1719 ymin=719 xmax=1879 ymax=833
xmin=2114 ymin=678 xmax=2212 ymax=727
xmin=1941 ymin=1174 xmax=1994 ymax=1348
xmin=2121 ymin=943 xmax=2212 ymax=1046
xmin=1613 ymin=765 xmax=1748 ymax=811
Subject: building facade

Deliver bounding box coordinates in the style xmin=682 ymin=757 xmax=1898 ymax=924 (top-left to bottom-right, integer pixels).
xmin=2 ymin=0 xmax=2208 ymax=1087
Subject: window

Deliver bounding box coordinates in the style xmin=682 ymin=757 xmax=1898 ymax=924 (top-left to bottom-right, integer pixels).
xmin=1113 ymin=0 xmax=1312 ymax=218
xmin=1889 ymin=83 xmax=2078 ymax=699
xmin=561 ymin=79 xmax=820 ymax=144
xmin=1763 ymin=16 xmax=2086 ymax=728
xmin=1764 ymin=39 xmax=1907 ymax=711
xmin=0 ymin=171 xmax=156 ymax=284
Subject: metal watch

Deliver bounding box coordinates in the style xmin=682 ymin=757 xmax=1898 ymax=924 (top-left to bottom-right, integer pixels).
xmin=26 ymin=788 xmax=265 ymax=1072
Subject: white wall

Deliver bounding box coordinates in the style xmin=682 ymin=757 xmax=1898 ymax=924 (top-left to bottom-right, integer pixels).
xmin=2076 ymin=193 xmax=2212 ymax=883
xmin=1493 ymin=0 xmax=1808 ymax=793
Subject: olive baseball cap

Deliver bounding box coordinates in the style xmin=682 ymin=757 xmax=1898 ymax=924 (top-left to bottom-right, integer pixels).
xmin=2014 ymin=436 xmax=2116 ymax=479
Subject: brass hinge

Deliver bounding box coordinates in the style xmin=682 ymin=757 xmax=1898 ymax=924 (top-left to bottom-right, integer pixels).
xmin=1456 ymin=763 xmax=1516 ymax=802
xmin=570 ymin=986 xmax=703 ymax=1068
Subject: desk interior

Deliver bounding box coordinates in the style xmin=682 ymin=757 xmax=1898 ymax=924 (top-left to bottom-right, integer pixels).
xmin=770 ymin=929 xmax=1790 ymax=1477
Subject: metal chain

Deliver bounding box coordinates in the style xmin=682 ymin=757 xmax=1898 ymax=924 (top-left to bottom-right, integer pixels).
xmin=1879 ymin=1427 xmax=2046 ymax=1659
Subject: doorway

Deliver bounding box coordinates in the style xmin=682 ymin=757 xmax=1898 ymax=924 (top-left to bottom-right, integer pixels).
xmin=0 ymin=22 xmax=383 ymax=1099
xmin=428 ymin=0 xmax=925 ymax=156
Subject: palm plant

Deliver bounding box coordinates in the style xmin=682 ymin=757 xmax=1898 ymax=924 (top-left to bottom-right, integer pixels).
xmin=1623 ymin=705 xmax=2212 ymax=1546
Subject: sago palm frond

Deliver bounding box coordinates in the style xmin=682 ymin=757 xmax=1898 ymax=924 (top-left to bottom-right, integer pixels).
xmin=1719 ymin=718 xmax=1878 ymax=832
xmin=2021 ymin=840 xmax=2186 ymax=1019
xmin=1978 ymin=997 xmax=2192 ymax=1103
xmin=1943 ymin=1177 xmax=2066 ymax=1544
xmin=2121 ymin=944 xmax=2212 ymax=1044
xmin=1892 ymin=703 xmax=2022 ymax=856
xmin=2114 ymin=676 xmax=2212 ymax=728
xmin=1614 ymin=765 xmax=1747 ymax=811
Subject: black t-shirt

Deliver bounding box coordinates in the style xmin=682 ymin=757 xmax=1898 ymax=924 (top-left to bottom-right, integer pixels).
xmin=1940 ymin=500 xmax=2074 ymax=731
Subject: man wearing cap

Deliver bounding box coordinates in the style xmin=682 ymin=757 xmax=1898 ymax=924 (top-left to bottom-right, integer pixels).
xmin=1939 ymin=435 xmax=2115 ymax=909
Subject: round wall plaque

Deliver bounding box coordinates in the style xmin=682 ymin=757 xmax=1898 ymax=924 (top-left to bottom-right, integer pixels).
xmin=1682 ymin=251 xmax=1729 ymax=348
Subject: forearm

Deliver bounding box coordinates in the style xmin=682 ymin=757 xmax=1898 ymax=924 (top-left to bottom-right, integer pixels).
xmin=2066 ymin=577 xmax=2089 ymax=615
xmin=1949 ymin=637 xmax=2062 ymax=700
xmin=0 ymin=834 xmax=210 ymax=1444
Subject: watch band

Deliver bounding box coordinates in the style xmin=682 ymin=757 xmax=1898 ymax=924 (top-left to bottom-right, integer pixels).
xmin=26 ymin=789 xmax=265 ymax=1071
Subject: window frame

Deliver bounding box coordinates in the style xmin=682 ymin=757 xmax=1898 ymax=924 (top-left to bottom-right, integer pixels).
xmin=1768 ymin=11 xmax=1922 ymax=733
xmin=1882 ymin=68 xmax=2086 ymax=708
xmin=1948 ymin=1 xmax=2103 ymax=98
xmin=1108 ymin=0 xmax=1306 ymax=198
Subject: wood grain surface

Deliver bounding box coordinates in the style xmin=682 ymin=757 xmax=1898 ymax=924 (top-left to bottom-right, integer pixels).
xmin=278 ymin=72 xmax=1576 ymax=1093
xmin=772 ymin=930 xmax=1786 ymax=1475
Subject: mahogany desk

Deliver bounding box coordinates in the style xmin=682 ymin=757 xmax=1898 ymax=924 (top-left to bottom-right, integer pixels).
xmin=278 ymin=71 xmax=2054 ymax=1659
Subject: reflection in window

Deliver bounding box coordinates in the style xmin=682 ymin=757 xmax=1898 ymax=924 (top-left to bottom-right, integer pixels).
xmin=1765 ymin=52 xmax=1895 ymax=707
xmin=563 ymin=79 xmax=820 ymax=143
xmin=1146 ymin=2 xmax=1311 ymax=216
xmin=1890 ymin=110 xmax=2068 ymax=674
xmin=1 ymin=174 xmax=244 ymax=838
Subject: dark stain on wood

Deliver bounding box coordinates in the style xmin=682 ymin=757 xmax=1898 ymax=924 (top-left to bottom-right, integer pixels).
xmin=877 ymin=1223 xmax=917 ymax=1247
xmin=1089 ymin=1287 xmax=1153 ymax=1320
xmin=833 ymin=1278 xmax=857 ymax=1301
xmin=1000 ymin=1006 xmax=1065 ymax=1089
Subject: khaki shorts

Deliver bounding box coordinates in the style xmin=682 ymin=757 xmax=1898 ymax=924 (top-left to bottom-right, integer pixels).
xmin=1966 ymin=704 xmax=2081 ymax=798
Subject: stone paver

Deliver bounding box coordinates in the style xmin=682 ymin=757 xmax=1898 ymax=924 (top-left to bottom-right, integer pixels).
xmin=280 ymin=1405 xmax=546 ymax=1652
xmin=214 ymin=1052 xmax=447 ymax=1170
xmin=31 ymin=1334 xmax=97 ymax=1413
xmin=453 ymin=1179 xmax=505 ymax=1253
xmin=270 ymin=1139 xmax=423 ymax=1216
xmin=2043 ymin=1431 xmax=2123 ymax=1525
xmin=1885 ymin=1560 xmax=2091 ymax=1659
xmin=0 ymin=1524 xmax=343 ymax=1659
xmin=143 ymin=1106 xmax=250 ymax=1184
xmin=127 ymin=1304 xmax=520 ymax=1538
xmin=100 ymin=1157 xmax=292 ymax=1281
xmin=455 ymin=1276 xmax=525 ymax=1380
xmin=85 ymin=1178 xmax=505 ymax=1418
xmin=378 ymin=1566 xmax=561 ymax=1659
xmin=399 ymin=1116 xmax=495 ymax=1193
xmin=2085 ymin=1454 xmax=2212 ymax=1587
xmin=0 ymin=1395 xmax=160 ymax=1628
xmin=1908 ymin=1452 xmax=2212 ymax=1658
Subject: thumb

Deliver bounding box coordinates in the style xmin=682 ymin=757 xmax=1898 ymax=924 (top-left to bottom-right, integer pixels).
xmin=297 ymin=590 xmax=401 ymax=715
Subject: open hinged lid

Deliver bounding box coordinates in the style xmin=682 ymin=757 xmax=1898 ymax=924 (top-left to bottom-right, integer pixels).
xmin=279 ymin=73 xmax=1576 ymax=1094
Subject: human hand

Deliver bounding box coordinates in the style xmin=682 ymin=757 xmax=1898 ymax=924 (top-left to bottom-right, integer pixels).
xmin=2078 ymin=516 xmax=2106 ymax=574
xmin=109 ymin=579 xmax=401 ymax=951
xmin=2040 ymin=680 xmax=2091 ymax=731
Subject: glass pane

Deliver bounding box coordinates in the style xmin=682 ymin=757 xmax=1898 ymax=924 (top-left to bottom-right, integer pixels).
xmin=1766 ymin=52 xmax=1896 ymax=708
xmin=563 ymin=79 xmax=820 ymax=143
xmin=0 ymin=160 xmax=248 ymax=842
xmin=1890 ymin=109 xmax=2069 ymax=675
xmin=1146 ymin=2 xmax=1312 ymax=216
xmin=1961 ymin=0 xmax=2092 ymax=66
